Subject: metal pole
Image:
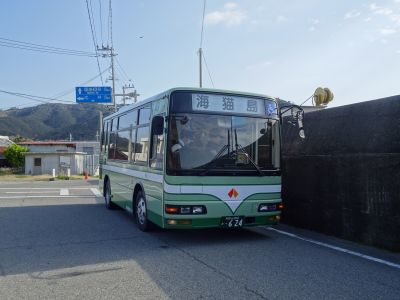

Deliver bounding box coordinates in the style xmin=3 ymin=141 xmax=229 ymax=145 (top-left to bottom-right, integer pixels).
xmin=122 ymin=86 xmax=126 ymax=106
xmin=199 ymin=48 xmax=203 ymax=88
xmin=111 ymin=47 xmax=117 ymax=112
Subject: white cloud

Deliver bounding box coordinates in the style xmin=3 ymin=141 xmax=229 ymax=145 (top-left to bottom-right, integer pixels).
xmin=364 ymin=17 xmax=372 ymax=22
xmin=246 ymin=61 xmax=272 ymax=70
xmin=369 ymin=3 xmax=393 ymax=15
xmin=344 ymin=9 xmax=361 ymax=19
xmin=205 ymin=3 xmax=246 ymax=27
xmin=276 ymin=15 xmax=287 ymax=23
xmin=224 ymin=3 xmax=238 ymax=10
xmin=396 ymin=50 xmax=400 ymax=54
xmin=311 ymin=18 xmax=320 ymax=25
xmin=390 ymin=14 xmax=400 ymax=25
xmin=380 ymin=28 xmax=397 ymax=35
xmin=308 ymin=19 xmax=319 ymax=32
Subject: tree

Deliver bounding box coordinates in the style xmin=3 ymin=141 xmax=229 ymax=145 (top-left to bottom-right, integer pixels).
xmin=11 ymin=135 xmax=27 ymax=143
xmin=4 ymin=144 xmax=29 ymax=168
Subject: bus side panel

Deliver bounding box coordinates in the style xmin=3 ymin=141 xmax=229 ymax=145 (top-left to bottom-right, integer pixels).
xmin=102 ymin=169 xmax=132 ymax=210
xmin=113 ymin=170 xmax=133 ymax=209
xmin=135 ymin=176 xmax=164 ymax=228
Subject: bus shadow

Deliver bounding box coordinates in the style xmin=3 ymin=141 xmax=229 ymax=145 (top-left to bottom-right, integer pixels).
xmin=152 ymin=226 xmax=271 ymax=247
xmin=0 ymin=202 xmax=288 ymax=299
xmin=0 ymin=203 xmax=272 ymax=278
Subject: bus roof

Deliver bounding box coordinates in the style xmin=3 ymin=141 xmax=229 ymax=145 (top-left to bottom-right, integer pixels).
xmin=103 ymin=87 xmax=276 ymax=120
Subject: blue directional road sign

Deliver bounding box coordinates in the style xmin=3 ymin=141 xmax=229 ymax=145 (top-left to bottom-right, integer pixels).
xmin=75 ymin=86 xmax=112 ymax=103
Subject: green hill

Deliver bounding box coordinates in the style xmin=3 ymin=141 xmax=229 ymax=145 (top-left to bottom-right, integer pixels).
xmin=0 ymin=103 xmax=112 ymax=140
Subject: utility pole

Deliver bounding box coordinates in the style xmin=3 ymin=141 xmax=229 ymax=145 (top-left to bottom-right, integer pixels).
xmin=111 ymin=47 xmax=117 ymax=112
xmin=98 ymin=46 xmax=118 ymax=112
xmin=198 ymin=48 xmax=203 ymax=88
xmin=122 ymin=82 xmax=135 ymax=106
xmin=99 ymin=111 xmax=103 ymax=143
xmin=122 ymin=85 xmax=126 ymax=106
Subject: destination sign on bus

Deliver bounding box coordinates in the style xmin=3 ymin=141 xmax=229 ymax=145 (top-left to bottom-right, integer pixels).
xmin=192 ymin=94 xmax=265 ymax=116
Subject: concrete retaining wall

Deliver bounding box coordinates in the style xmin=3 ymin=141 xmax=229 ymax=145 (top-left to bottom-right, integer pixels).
xmin=281 ymin=95 xmax=400 ymax=251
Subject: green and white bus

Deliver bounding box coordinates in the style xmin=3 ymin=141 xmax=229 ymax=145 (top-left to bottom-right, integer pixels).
xmin=100 ymin=87 xmax=304 ymax=231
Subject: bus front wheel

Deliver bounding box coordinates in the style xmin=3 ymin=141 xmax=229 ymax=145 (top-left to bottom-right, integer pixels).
xmin=135 ymin=190 xmax=150 ymax=231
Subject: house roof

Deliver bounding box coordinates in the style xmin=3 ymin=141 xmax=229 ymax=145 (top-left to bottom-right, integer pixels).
xmin=19 ymin=141 xmax=76 ymax=147
xmin=23 ymin=152 xmax=87 ymax=156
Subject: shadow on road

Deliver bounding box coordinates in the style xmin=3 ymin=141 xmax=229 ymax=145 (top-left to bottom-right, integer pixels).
xmin=1 ymin=201 xmax=399 ymax=299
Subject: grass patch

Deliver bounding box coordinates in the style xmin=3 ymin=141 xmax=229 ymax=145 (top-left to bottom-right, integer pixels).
xmin=0 ymin=168 xmax=14 ymax=176
xmin=15 ymin=175 xmax=28 ymax=178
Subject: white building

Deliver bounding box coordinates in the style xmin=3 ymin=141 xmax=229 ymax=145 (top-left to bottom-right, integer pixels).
xmin=20 ymin=141 xmax=100 ymax=176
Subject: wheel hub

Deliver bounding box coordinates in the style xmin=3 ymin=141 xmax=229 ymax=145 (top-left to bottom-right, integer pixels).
xmin=137 ymin=198 xmax=146 ymax=224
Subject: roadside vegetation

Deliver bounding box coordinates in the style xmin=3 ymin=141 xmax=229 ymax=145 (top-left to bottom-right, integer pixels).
xmin=3 ymin=144 xmax=28 ymax=173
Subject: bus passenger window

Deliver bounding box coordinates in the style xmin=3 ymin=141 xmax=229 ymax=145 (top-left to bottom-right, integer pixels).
xmin=119 ymin=110 xmax=138 ymax=130
xmin=108 ymin=132 xmax=116 ymax=159
xmin=138 ymin=107 xmax=151 ymax=125
xmin=134 ymin=126 xmax=149 ymax=164
xmin=115 ymin=130 xmax=130 ymax=161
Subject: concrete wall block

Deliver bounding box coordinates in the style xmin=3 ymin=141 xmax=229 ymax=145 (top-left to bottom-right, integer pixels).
xmin=281 ymin=96 xmax=400 ymax=251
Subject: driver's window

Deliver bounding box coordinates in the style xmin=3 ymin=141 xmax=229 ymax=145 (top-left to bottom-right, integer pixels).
xmin=150 ymin=116 xmax=164 ymax=170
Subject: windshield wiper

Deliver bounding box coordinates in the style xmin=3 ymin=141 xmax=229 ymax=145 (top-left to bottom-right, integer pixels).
xmin=234 ymin=129 xmax=264 ymax=177
xmin=199 ymin=129 xmax=232 ymax=175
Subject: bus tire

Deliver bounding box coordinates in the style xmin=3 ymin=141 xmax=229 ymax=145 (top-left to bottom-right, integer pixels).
xmin=104 ymin=179 xmax=117 ymax=210
xmin=135 ymin=190 xmax=151 ymax=231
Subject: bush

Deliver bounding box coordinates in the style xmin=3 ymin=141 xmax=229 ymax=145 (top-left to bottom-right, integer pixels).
xmin=4 ymin=144 xmax=29 ymax=168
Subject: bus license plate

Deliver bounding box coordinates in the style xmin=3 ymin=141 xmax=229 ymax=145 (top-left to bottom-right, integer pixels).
xmin=221 ymin=216 xmax=244 ymax=228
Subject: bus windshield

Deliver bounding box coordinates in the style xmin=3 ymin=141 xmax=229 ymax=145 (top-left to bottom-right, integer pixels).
xmin=167 ymin=113 xmax=279 ymax=176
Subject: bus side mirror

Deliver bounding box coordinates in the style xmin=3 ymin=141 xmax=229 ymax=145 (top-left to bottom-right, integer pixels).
xmin=280 ymin=105 xmax=305 ymax=139
xmin=152 ymin=116 xmax=164 ymax=135
xmin=297 ymin=111 xmax=305 ymax=139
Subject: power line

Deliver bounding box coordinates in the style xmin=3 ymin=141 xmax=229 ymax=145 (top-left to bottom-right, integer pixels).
xmin=202 ymin=52 xmax=215 ymax=88
xmin=88 ymin=0 xmax=99 ymax=47
xmin=85 ymin=0 xmax=104 ymax=84
xmin=0 ymin=89 xmax=74 ymax=110
xmin=0 ymin=42 xmax=97 ymax=57
xmin=98 ymin=0 xmax=104 ymax=45
xmin=51 ymin=66 xmax=111 ymax=99
xmin=0 ymin=89 xmax=74 ymax=103
xmin=115 ymin=58 xmax=131 ymax=82
xmin=0 ymin=37 xmax=97 ymax=55
xmin=0 ymin=40 xmax=98 ymax=57
xmin=113 ymin=65 xmax=127 ymax=84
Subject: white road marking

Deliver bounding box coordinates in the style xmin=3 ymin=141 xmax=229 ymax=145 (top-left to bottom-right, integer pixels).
xmin=266 ymin=227 xmax=400 ymax=270
xmin=0 ymin=196 xmax=96 ymax=199
xmin=6 ymin=191 xmax=59 ymax=194
xmin=0 ymin=187 xmax=91 ymax=190
xmin=90 ymin=188 xmax=102 ymax=197
xmin=60 ymin=189 xmax=69 ymax=196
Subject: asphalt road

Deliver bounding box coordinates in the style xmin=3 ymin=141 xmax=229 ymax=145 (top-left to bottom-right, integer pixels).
xmin=0 ymin=180 xmax=399 ymax=299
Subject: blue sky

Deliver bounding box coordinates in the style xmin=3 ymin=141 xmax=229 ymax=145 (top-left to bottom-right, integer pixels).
xmin=0 ymin=0 xmax=399 ymax=109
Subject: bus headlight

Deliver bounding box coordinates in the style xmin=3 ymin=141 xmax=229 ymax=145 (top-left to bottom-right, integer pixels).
xmin=180 ymin=207 xmax=191 ymax=214
xmin=165 ymin=205 xmax=207 ymax=215
xmin=258 ymin=202 xmax=283 ymax=212
xmin=192 ymin=206 xmax=204 ymax=214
